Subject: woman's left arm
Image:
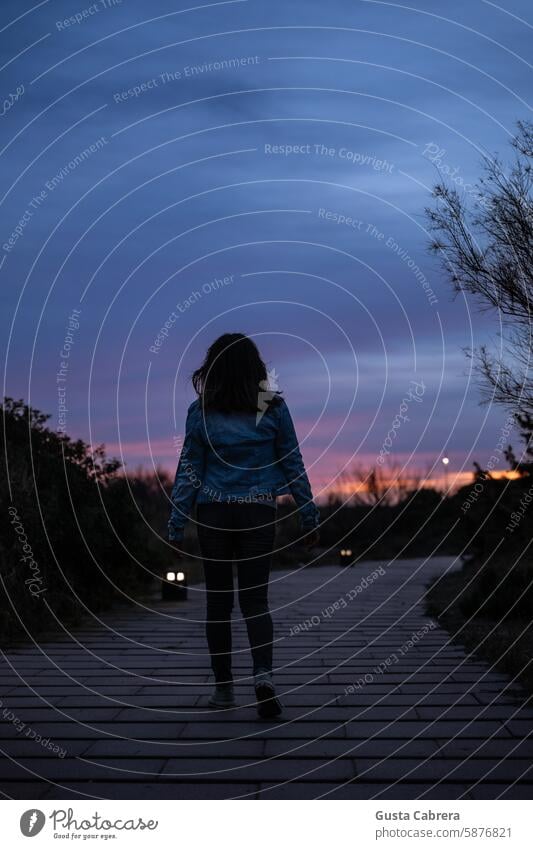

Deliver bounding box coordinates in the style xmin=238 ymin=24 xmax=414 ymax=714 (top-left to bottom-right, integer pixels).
xmin=274 ymin=400 xmax=320 ymax=533
xmin=168 ymin=403 xmax=206 ymax=542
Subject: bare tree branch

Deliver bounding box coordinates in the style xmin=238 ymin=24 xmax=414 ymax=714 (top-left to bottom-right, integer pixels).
xmin=426 ymin=121 xmax=533 ymax=421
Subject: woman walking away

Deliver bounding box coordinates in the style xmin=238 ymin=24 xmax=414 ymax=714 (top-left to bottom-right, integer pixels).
xmin=167 ymin=333 xmax=320 ymax=718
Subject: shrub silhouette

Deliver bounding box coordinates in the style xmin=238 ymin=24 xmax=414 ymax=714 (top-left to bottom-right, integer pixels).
xmin=0 ymin=398 xmax=165 ymax=644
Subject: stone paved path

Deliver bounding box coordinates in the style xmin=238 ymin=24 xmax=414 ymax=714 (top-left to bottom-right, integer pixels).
xmin=1 ymin=557 xmax=533 ymax=799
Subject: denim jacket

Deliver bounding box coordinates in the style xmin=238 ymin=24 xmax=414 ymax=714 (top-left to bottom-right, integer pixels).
xmin=168 ymin=397 xmax=320 ymax=541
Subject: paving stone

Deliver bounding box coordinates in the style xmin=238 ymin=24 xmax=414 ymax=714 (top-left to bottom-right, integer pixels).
xmin=161 ymin=757 xmax=355 ymax=782
xmin=0 ymin=757 xmax=168 ymax=781
xmin=468 ymin=783 xmax=533 ymax=799
xmin=83 ymin=739 xmax=265 ymax=758
xmin=41 ymin=782 xmax=259 ymax=800
xmin=353 ymin=757 xmax=533 ymax=783
xmin=258 ymin=781 xmax=473 ymax=800
xmin=264 ymin=738 xmax=438 ymax=758
xmin=0 ymin=782 xmax=52 ymax=799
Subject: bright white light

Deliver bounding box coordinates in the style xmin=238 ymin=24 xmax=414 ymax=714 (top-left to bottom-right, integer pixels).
xmin=442 ymin=457 xmax=450 ymax=465
xmin=346 ymin=549 xmax=352 ymax=557
xmin=176 ymin=571 xmax=185 ymax=582
xmin=340 ymin=549 xmax=346 ymax=556
xmin=166 ymin=571 xmax=176 ymax=581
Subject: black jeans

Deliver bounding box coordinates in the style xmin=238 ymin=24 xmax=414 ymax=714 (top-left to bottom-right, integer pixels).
xmin=197 ymin=502 xmax=276 ymax=685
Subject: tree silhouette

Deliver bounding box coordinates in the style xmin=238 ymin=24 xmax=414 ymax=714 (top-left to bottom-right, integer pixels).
xmin=426 ymin=121 xmax=533 ymax=476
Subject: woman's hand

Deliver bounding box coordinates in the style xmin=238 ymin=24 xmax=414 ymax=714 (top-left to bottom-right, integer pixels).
xmin=302 ymin=528 xmax=320 ymax=549
xmin=167 ymin=538 xmax=184 ymax=559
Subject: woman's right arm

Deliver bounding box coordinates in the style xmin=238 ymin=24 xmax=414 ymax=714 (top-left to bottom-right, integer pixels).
xmin=274 ymin=400 xmax=320 ymax=532
xmin=168 ymin=402 xmax=206 ymax=542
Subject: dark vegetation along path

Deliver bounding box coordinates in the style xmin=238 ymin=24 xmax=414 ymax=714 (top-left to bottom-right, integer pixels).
xmin=1 ymin=557 xmax=532 ymax=800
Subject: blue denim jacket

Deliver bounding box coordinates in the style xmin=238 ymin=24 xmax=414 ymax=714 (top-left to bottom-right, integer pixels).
xmin=168 ymin=398 xmax=320 ymax=541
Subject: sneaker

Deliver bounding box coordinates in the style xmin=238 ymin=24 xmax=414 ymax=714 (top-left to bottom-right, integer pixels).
xmin=254 ymin=670 xmax=282 ymax=718
xmin=208 ymin=684 xmax=237 ymax=709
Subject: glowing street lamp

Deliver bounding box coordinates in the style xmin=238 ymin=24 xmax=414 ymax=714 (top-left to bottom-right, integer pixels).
xmin=442 ymin=456 xmax=450 ymax=493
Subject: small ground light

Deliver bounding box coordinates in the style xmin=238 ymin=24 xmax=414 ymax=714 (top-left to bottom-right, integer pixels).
xmin=162 ymin=568 xmax=188 ymax=600
xmin=339 ymin=547 xmax=354 ymax=565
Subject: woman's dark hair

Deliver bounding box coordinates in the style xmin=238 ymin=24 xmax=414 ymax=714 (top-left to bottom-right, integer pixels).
xmin=192 ymin=333 xmax=282 ymax=414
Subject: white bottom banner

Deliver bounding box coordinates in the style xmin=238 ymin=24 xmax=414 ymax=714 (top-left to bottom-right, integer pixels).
xmin=2 ymin=799 xmax=530 ymax=847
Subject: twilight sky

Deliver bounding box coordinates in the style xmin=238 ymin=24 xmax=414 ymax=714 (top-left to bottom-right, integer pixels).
xmin=1 ymin=0 xmax=531 ymax=498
